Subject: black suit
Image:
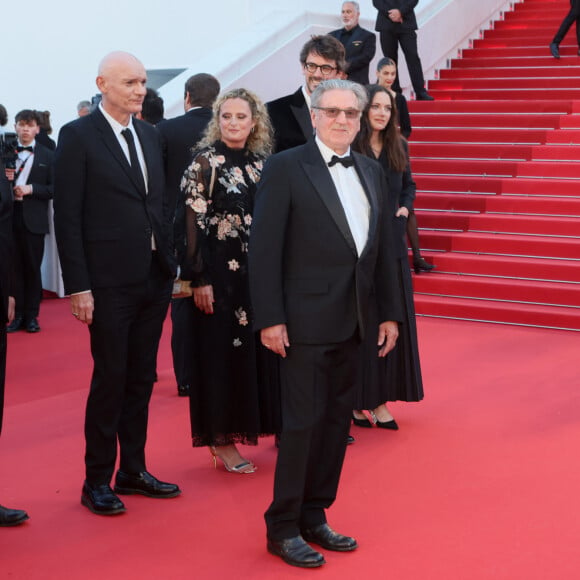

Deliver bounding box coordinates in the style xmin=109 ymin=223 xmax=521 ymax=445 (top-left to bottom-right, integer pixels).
xmin=553 ymin=0 xmax=580 ymax=46
xmin=54 ymin=107 xmax=175 ymax=484
xmin=12 ymin=142 xmax=53 ymax=321
xmin=373 ymin=0 xmax=427 ymax=94
xmin=267 ymin=88 xmax=313 ymax=153
xmin=0 ymin=160 xmax=14 ymax=434
xmin=249 ymin=140 xmax=401 ymax=540
xmin=329 ymin=24 xmax=377 ymax=85
xmin=156 ymin=107 xmax=213 ymax=389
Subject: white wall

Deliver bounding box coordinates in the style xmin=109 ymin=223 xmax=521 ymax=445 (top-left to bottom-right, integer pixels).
xmin=1 ymin=0 xmax=512 ymax=134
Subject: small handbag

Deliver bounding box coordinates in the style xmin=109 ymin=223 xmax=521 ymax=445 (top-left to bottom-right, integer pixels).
xmin=171 ymin=158 xmax=217 ymax=299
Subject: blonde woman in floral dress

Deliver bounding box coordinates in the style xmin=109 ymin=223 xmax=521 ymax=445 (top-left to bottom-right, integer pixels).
xmin=181 ymin=88 xmax=278 ymax=473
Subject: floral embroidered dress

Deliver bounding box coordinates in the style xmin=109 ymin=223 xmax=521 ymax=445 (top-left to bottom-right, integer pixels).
xmin=181 ymin=141 xmax=279 ymax=447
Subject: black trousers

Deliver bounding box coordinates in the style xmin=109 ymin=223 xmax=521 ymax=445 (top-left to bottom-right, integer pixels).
xmin=12 ymin=203 xmax=45 ymax=321
xmin=170 ymin=296 xmax=196 ymax=387
xmin=0 ymin=325 xmax=6 ymax=434
xmin=380 ymin=29 xmax=426 ymax=94
xmin=553 ymin=1 xmax=580 ymax=46
xmin=265 ymin=335 xmax=359 ymax=540
xmin=84 ymin=253 xmax=172 ymax=484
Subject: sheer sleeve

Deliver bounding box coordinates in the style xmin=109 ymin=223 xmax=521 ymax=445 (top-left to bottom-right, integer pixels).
xmin=180 ymin=151 xmax=213 ymax=286
xmin=399 ymin=140 xmax=417 ymax=211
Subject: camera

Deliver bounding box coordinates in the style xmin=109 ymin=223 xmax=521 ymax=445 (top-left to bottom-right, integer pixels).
xmin=0 ymin=131 xmax=18 ymax=170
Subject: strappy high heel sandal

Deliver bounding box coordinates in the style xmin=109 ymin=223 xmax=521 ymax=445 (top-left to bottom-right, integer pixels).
xmin=209 ymin=446 xmax=257 ymax=474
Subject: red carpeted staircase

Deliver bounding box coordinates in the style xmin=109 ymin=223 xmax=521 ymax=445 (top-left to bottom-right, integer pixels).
xmin=408 ymin=0 xmax=580 ymax=331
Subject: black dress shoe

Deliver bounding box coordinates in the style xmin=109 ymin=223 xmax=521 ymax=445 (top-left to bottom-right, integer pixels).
xmin=302 ymin=523 xmax=358 ymax=552
xmin=114 ymin=470 xmax=181 ymax=498
xmin=413 ymin=257 xmax=435 ymax=274
xmin=347 ymin=434 xmax=355 ymax=445
xmin=26 ymin=318 xmax=41 ymax=333
xmin=177 ymin=384 xmax=190 ymax=397
xmin=0 ymin=504 xmax=30 ymax=526
xmin=267 ymin=536 xmax=325 ymax=568
xmin=81 ymin=481 xmax=126 ymax=515
xmin=352 ymin=413 xmax=372 ymax=428
xmin=6 ymin=317 xmax=24 ymax=333
xmin=416 ymin=91 xmax=435 ymax=101
xmin=550 ymin=42 xmax=560 ymax=59
xmin=376 ymin=418 xmax=399 ymax=430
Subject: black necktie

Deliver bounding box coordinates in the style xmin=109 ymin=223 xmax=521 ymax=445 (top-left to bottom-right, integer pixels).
xmin=121 ymin=128 xmax=146 ymax=193
xmin=16 ymin=145 xmax=34 ymax=153
xmin=328 ymin=155 xmax=354 ymax=168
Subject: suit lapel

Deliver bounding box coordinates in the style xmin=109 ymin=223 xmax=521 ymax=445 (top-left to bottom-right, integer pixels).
xmin=91 ymin=109 xmax=145 ymax=197
xmin=352 ymin=152 xmax=380 ymax=258
xmin=291 ymin=90 xmax=314 ymax=141
xmin=300 ymin=143 xmax=358 ymax=256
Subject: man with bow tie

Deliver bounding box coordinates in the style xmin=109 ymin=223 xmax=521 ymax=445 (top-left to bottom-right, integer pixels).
xmin=249 ymin=79 xmax=402 ymax=569
xmin=4 ymin=110 xmax=53 ymax=334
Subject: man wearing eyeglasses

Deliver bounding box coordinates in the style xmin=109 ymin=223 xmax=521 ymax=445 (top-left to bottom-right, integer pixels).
xmin=250 ymin=79 xmax=401 ymax=569
xmin=267 ymin=35 xmax=346 ymax=153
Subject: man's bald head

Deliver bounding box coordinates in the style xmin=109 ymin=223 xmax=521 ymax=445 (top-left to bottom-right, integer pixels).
xmin=96 ymin=51 xmax=147 ymax=125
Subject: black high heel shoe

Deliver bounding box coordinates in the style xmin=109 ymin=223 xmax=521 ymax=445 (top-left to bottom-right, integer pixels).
xmin=352 ymin=412 xmax=372 ymax=428
xmin=370 ymin=410 xmax=399 ymax=430
xmin=413 ymin=256 xmax=435 ymax=274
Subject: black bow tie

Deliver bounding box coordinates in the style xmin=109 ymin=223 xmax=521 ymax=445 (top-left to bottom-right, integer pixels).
xmin=328 ymin=155 xmax=354 ymax=168
xmin=16 ymin=145 xmax=34 ymax=153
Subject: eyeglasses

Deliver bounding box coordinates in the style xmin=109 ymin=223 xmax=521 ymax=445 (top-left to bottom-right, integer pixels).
xmin=312 ymin=107 xmax=361 ymax=120
xmin=304 ymin=62 xmax=337 ymax=75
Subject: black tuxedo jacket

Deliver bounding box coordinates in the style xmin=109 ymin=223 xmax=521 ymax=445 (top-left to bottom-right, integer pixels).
xmin=156 ymin=107 xmax=213 ymax=262
xmin=0 ymin=161 xmax=13 ymax=326
xmin=373 ymin=0 xmax=419 ymax=32
xmin=19 ymin=142 xmax=53 ymax=234
xmin=267 ymin=88 xmax=312 ymax=153
xmin=249 ymin=139 xmax=402 ymax=344
xmin=54 ymin=108 xmax=175 ymax=295
xmin=329 ymin=25 xmax=377 ymax=85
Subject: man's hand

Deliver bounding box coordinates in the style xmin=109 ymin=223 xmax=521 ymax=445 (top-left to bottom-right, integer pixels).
xmin=70 ymin=292 xmax=94 ymax=325
xmin=261 ymin=324 xmax=290 ymax=358
xmin=5 ymin=168 xmax=15 ymax=182
xmin=7 ymin=296 xmax=15 ymax=324
xmin=388 ymin=8 xmax=403 ymax=22
xmin=377 ymin=320 xmax=398 ymax=357
xmin=13 ymin=184 xmax=33 ymax=199
xmin=193 ymin=285 xmax=214 ymax=314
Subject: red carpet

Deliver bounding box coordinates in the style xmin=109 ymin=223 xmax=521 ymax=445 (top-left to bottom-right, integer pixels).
xmin=408 ymin=0 xmax=580 ymax=330
xmin=2 ymin=298 xmax=580 ymax=579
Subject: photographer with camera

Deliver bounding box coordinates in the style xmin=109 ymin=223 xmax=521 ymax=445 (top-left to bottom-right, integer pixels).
xmin=4 ymin=110 xmax=53 ymax=334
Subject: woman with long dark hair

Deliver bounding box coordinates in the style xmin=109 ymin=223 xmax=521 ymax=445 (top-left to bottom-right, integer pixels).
xmin=352 ymin=84 xmax=424 ymax=429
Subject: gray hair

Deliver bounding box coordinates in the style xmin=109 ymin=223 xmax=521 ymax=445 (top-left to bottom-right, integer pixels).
xmin=310 ymin=79 xmax=368 ymax=111
xmin=343 ymin=1 xmax=360 ymax=12
xmin=77 ymin=100 xmax=91 ymax=112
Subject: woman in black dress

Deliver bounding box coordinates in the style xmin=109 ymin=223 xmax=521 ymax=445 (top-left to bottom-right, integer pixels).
xmin=375 ymin=57 xmax=434 ymax=274
xmin=352 ymin=85 xmax=424 ymax=429
xmin=181 ymin=88 xmax=278 ymax=473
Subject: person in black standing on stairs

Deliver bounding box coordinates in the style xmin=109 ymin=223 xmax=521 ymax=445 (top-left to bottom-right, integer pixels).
xmin=375 ymin=58 xmax=434 ymax=273
xmin=550 ymin=0 xmax=580 ymax=58
xmin=372 ymin=0 xmax=434 ymax=100
xmin=352 ymin=84 xmax=424 ymax=431
xmin=0 ymin=158 xmax=30 ymax=527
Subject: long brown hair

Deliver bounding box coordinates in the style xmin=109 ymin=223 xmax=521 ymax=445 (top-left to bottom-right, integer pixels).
xmin=353 ymin=84 xmax=407 ymax=173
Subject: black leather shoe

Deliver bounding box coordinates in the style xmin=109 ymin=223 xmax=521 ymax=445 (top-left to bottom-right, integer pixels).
xmin=347 ymin=434 xmax=355 ymax=445
xmin=81 ymin=481 xmax=126 ymax=515
xmin=267 ymin=536 xmax=325 ymax=568
xmin=550 ymin=42 xmax=560 ymax=59
xmin=302 ymin=523 xmax=358 ymax=552
xmin=376 ymin=418 xmax=399 ymax=430
xmin=177 ymin=384 xmax=190 ymax=397
xmin=413 ymin=257 xmax=435 ymax=274
xmin=6 ymin=317 xmax=24 ymax=333
xmin=26 ymin=318 xmax=41 ymax=333
xmin=352 ymin=413 xmax=372 ymax=428
xmin=114 ymin=471 xmax=181 ymax=498
xmin=0 ymin=504 xmax=30 ymax=526
xmin=416 ymin=91 xmax=434 ymax=101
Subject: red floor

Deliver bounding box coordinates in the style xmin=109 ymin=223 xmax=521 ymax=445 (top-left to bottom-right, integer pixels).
xmin=2 ymin=298 xmax=579 ymax=579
